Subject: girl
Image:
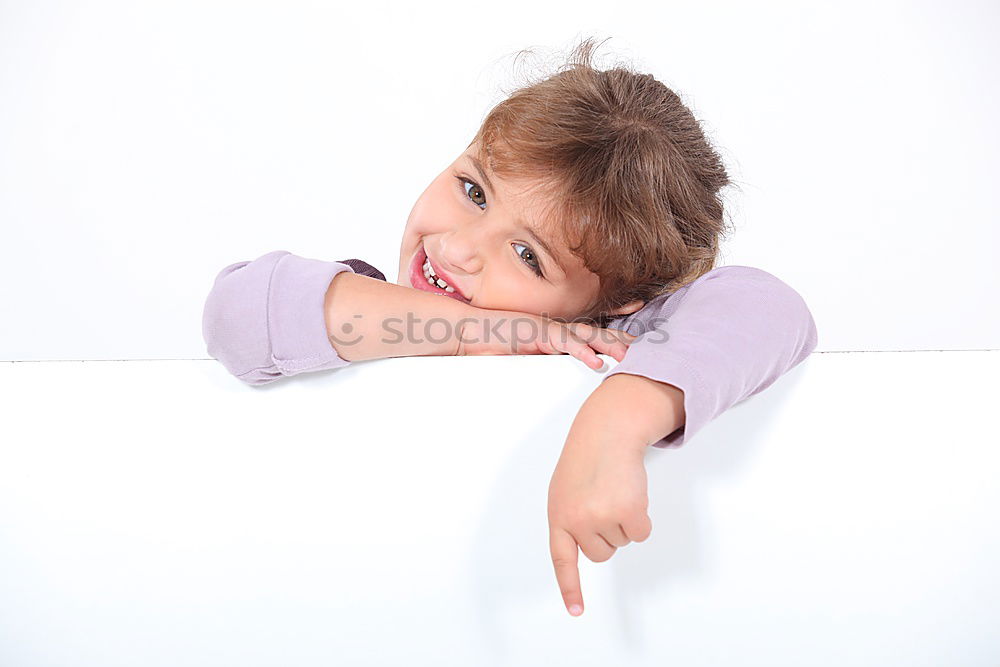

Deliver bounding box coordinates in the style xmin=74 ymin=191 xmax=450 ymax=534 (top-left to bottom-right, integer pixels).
xmin=201 ymin=37 xmax=818 ymax=618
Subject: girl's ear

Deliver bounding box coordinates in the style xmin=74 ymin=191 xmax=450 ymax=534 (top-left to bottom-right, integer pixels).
xmin=608 ymin=299 xmax=645 ymax=317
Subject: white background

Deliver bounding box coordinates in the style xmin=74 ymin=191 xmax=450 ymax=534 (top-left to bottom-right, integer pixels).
xmin=1 ymin=1 xmax=997 ymax=665
xmin=2 ymin=0 xmax=997 ymax=356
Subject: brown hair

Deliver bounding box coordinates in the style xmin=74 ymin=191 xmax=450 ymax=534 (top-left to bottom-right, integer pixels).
xmin=467 ymin=36 xmax=736 ymax=326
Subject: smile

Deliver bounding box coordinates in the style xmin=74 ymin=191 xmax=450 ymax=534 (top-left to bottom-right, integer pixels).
xmin=408 ymin=246 xmax=471 ymax=304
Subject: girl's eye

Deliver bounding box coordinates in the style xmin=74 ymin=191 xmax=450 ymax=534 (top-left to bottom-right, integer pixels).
xmin=457 ymin=175 xmax=545 ymax=279
xmin=512 ymin=242 xmax=544 ymax=277
xmin=458 ymin=177 xmax=487 ymax=210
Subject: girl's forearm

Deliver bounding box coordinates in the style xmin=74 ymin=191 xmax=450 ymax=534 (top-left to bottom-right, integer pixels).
xmin=587 ymin=373 xmax=686 ymax=449
xmin=323 ymin=271 xmax=479 ymax=361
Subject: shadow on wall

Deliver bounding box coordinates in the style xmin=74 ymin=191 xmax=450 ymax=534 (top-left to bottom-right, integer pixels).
xmin=465 ymin=360 xmax=812 ymax=660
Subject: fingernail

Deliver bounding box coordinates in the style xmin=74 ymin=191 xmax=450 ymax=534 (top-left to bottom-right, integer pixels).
xmin=569 ymin=604 xmax=583 ymax=616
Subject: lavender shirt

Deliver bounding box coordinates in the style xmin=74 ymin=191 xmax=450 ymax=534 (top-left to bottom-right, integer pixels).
xmin=202 ymin=250 xmax=818 ymax=448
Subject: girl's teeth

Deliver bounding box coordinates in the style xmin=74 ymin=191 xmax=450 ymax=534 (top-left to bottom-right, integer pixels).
xmin=422 ymin=256 xmax=455 ymax=292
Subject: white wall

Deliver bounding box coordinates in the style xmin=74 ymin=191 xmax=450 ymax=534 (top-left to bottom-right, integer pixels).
xmin=1 ymin=1 xmax=997 ymax=665
xmin=2 ymin=0 xmax=997 ymax=357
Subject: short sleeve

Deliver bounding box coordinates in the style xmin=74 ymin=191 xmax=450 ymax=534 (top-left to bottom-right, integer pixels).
xmin=201 ymin=250 xmax=362 ymax=385
xmin=602 ymin=265 xmax=818 ymax=448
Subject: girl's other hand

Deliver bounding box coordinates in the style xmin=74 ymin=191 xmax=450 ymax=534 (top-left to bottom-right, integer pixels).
xmin=548 ymin=388 xmax=653 ymax=617
xmin=456 ymin=311 xmax=636 ymax=369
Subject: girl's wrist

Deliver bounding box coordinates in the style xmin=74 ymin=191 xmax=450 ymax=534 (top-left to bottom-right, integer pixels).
xmin=455 ymin=306 xmax=545 ymax=356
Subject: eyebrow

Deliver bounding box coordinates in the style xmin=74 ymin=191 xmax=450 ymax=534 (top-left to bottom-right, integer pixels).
xmin=466 ymin=154 xmax=567 ymax=277
xmin=467 ymin=155 xmax=496 ymax=197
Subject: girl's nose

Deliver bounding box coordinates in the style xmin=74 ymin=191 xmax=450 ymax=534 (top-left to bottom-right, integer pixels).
xmin=439 ymin=225 xmax=483 ymax=275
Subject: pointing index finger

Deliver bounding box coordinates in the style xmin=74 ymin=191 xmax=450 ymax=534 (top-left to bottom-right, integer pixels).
xmin=549 ymin=526 xmax=585 ymax=616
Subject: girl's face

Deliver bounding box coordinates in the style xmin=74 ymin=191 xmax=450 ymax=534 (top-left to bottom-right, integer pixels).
xmin=396 ymin=145 xmax=644 ymax=322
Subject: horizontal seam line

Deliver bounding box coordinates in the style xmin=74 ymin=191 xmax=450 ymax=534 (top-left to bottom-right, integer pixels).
xmin=2 ymin=349 xmax=999 ymax=363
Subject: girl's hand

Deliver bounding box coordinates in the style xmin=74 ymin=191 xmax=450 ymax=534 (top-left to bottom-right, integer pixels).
xmin=548 ymin=377 xmax=666 ymax=617
xmin=456 ymin=310 xmax=637 ymax=369
xmin=548 ymin=427 xmax=651 ymax=618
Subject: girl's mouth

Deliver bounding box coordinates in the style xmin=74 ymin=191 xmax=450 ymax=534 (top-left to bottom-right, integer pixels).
xmin=408 ymin=246 xmax=472 ymax=304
